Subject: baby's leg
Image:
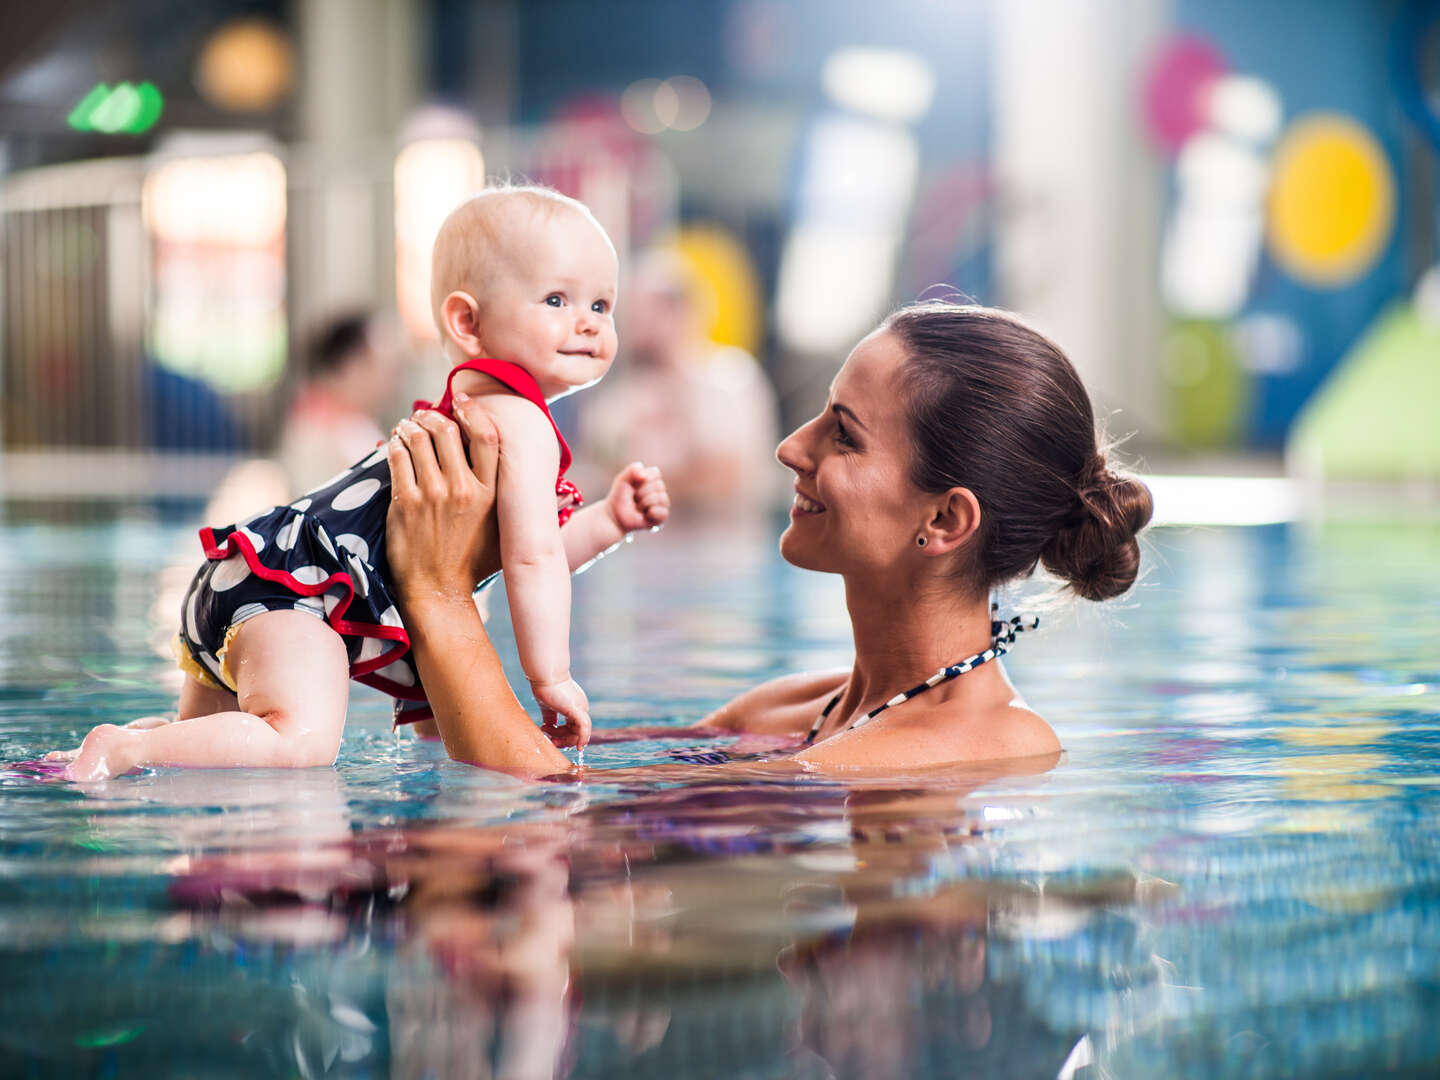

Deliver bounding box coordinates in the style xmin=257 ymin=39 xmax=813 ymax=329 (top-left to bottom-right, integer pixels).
xmin=177 ymin=674 xmax=239 ymax=720
xmin=42 ymin=679 xmax=226 ymax=763
xmin=65 ymin=611 xmax=350 ymax=781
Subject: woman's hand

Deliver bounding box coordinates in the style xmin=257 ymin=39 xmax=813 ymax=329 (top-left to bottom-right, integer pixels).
xmin=385 ymin=394 xmax=502 ymax=601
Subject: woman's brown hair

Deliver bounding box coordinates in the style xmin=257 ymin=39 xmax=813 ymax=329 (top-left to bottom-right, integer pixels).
xmin=886 ymin=302 xmax=1152 ymax=601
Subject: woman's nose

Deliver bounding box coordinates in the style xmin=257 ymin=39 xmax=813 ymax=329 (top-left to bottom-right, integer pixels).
xmin=776 ymin=423 xmax=814 ymax=475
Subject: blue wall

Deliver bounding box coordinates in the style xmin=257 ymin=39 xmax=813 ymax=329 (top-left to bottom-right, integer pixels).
xmin=1177 ymin=0 xmax=1413 ymax=445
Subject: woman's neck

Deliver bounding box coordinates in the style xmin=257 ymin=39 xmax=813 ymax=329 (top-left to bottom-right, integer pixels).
xmin=841 ymin=572 xmax=994 ymax=712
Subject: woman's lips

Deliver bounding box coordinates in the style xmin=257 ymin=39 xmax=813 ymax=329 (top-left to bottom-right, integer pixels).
xmin=792 ymin=492 xmax=825 ymax=516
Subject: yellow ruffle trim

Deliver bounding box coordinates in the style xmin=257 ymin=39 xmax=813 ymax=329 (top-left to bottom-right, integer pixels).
xmin=171 ymin=625 xmax=247 ymax=693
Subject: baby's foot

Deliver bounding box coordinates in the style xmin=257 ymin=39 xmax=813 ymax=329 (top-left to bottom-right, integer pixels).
xmin=63 ymin=724 xmax=141 ymax=782
xmin=44 ymin=716 xmax=169 ymax=764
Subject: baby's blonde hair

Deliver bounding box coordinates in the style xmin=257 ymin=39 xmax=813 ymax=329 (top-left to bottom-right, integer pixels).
xmin=429 ymin=184 xmax=607 ymax=334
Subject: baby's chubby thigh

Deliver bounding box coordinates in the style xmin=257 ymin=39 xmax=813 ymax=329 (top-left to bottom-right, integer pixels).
xmin=225 ymin=609 xmax=351 ymax=761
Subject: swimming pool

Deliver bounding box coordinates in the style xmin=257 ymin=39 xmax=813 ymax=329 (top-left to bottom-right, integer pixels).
xmin=1 ymin=502 xmax=1437 ymax=1078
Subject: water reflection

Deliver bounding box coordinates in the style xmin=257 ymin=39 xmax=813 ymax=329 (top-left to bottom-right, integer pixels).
xmin=121 ymin=766 xmax=1173 ymax=1080
xmin=4 ymin=511 xmax=1440 ymax=1076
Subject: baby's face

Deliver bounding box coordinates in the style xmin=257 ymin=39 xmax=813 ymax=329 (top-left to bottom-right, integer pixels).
xmin=476 ymin=210 xmax=619 ymax=399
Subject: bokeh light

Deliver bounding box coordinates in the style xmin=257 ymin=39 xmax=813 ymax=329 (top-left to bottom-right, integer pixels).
xmin=142 ymin=151 xmax=288 ymax=393
xmin=622 ymin=76 xmax=711 ymax=134
xmin=194 ymin=18 xmax=296 ymax=113
xmin=820 ymin=47 xmax=934 ymax=123
xmin=1143 ymin=34 xmax=1227 ymax=155
xmin=1266 ymin=113 xmax=1395 ymax=287
xmin=393 ymin=137 xmax=486 ymax=340
xmin=1205 ymin=75 xmax=1282 ymax=146
xmin=66 ymin=82 xmax=164 ymax=134
xmin=142 ymin=152 xmax=287 ymax=246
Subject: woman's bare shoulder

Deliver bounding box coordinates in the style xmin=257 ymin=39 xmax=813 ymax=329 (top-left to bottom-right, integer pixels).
xmin=699 ymin=669 xmax=849 ymax=735
xmin=796 ymin=696 xmax=1060 ymax=772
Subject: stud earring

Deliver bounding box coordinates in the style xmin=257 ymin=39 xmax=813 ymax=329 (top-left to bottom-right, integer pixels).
xmin=916 ymin=535 xmax=927 ymax=547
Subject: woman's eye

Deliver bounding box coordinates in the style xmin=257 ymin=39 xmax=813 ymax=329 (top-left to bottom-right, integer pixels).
xmin=834 ymin=422 xmax=855 ymax=448
xmin=545 ymin=295 xmax=564 ymax=307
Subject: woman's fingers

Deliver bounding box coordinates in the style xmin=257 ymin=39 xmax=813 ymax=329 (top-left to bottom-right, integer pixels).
xmin=397 ymin=416 xmax=443 ymax=494
xmin=386 ymin=434 xmax=417 ymax=498
xmin=453 ymin=394 xmax=501 ymax=489
xmin=411 ymin=410 xmax=469 ymax=486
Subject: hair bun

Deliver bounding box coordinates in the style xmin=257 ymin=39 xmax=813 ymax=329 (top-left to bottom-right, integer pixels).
xmin=1040 ymin=460 xmax=1153 ymax=601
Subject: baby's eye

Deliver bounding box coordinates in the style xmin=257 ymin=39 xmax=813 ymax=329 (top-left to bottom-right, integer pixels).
xmin=591 ymin=300 xmax=610 ymax=315
xmin=545 ymin=294 xmax=565 ymax=307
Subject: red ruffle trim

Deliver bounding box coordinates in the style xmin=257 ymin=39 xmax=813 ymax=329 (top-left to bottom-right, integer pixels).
xmin=199 ymin=526 xmax=427 ymax=705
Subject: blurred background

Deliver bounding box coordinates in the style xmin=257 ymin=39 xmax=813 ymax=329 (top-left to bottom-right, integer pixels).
xmin=1 ymin=0 xmax=1437 ymax=517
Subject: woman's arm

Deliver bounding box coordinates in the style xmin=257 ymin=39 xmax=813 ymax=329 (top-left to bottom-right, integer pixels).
xmin=386 ymin=407 xmax=573 ymax=778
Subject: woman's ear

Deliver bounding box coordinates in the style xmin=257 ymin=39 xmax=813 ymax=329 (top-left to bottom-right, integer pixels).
xmin=440 ymin=291 xmax=484 ymax=356
xmin=920 ymin=487 xmax=981 ymax=554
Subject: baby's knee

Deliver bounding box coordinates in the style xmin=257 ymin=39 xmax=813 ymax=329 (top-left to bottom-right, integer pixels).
xmin=262 ymin=713 xmax=343 ymax=768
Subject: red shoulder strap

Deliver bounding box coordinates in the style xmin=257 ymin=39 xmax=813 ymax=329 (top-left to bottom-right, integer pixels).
xmin=415 ymin=357 xmax=572 ymax=474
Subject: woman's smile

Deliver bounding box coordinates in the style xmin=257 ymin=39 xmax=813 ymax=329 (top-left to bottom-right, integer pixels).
xmin=791 ymin=489 xmax=826 ymax=517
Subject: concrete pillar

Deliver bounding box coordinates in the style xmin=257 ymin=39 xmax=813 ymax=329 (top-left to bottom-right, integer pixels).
xmin=991 ymin=0 xmax=1169 ymax=446
xmin=294 ymin=0 xmax=423 ymax=315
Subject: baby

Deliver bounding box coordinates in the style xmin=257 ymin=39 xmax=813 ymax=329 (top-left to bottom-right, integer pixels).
xmin=54 ymin=187 xmax=669 ymax=781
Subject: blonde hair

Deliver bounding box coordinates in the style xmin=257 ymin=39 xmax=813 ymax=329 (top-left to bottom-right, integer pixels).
xmin=428 ymin=184 xmax=608 ymax=333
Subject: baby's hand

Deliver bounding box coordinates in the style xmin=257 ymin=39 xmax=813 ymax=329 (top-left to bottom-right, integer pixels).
xmin=531 ymin=677 xmax=591 ymax=749
xmin=605 ymin=462 xmax=671 ymax=534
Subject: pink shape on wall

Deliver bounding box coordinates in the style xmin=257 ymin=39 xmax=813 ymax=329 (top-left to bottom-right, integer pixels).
xmin=1143 ymin=34 xmax=1228 ymax=155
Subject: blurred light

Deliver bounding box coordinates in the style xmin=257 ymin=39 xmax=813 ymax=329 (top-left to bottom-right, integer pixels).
xmin=622 ymin=76 xmax=711 ymax=134
xmin=1163 ymin=133 xmax=1269 ymax=319
xmin=66 ymin=82 xmax=164 ymax=134
xmin=663 ymin=76 xmax=711 ymax=130
xmin=821 ymin=47 xmax=934 ymax=123
xmin=777 ymin=226 xmax=899 ymax=352
xmin=1176 ymin=132 xmax=1269 ymax=205
xmin=195 ymin=18 xmax=295 ymax=113
xmin=143 ymin=151 xmax=288 ymax=394
xmin=1415 ymin=264 xmax=1440 ymax=328
xmin=777 ymin=117 xmax=919 ymax=352
xmin=1142 ymin=33 xmax=1227 ymax=154
xmin=1233 ymin=313 xmax=1303 ymax=375
xmin=1206 ymin=75 xmax=1282 ymax=146
xmin=669 ymin=224 xmax=763 ymax=354
xmin=1162 ymin=206 xmax=1263 ymax=318
xmin=142 ymin=153 xmax=286 ymax=245
xmin=1267 ymin=113 xmax=1395 ymax=288
xmin=1144 ymin=475 xmax=1300 ymax=526
xmin=394 ymin=137 xmax=485 ymax=340
xmin=621 ymin=79 xmax=667 ymax=134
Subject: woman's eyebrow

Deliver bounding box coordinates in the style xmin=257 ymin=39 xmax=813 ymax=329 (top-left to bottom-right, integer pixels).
xmin=832 ymin=403 xmax=867 ymax=432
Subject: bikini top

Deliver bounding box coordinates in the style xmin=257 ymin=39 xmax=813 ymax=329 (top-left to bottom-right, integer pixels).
xmin=415 ymin=356 xmax=583 ymax=525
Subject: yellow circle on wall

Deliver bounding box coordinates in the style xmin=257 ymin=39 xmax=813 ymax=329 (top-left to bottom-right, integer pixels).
xmin=1267 ymin=114 xmax=1395 ymax=287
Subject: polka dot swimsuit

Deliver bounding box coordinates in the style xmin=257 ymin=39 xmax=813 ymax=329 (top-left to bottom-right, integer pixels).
xmin=173 ymin=357 xmax=581 ymax=725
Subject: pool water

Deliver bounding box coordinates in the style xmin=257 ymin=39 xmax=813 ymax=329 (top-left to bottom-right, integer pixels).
xmin=1 ymin=504 xmax=1438 ymax=1078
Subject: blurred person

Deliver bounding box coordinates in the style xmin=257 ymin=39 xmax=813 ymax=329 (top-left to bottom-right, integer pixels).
xmin=574 ymin=249 xmax=781 ymax=512
xmin=382 ymin=301 xmax=1153 ymax=777
xmin=277 ymin=311 xmax=406 ymax=495
xmin=47 ymin=185 xmax=669 ymax=781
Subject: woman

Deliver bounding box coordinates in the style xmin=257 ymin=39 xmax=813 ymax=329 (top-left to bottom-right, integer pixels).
xmin=384 ymin=302 xmax=1152 ymax=778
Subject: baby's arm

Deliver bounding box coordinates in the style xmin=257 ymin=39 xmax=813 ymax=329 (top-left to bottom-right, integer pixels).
xmin=563 ymin=463 xmax=671 ymax=573
xmin=488 ymin=396 xmax=589 ymax=740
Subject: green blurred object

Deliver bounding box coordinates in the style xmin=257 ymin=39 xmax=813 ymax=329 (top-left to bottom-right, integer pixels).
xmin=1166 ymin=318 xmax=1248 ymax=448
xmin=66 ymin=82 xmax=164 ymax=135
xmin=1288 ymin=304 xmax=1440 ymax=480
xmin=75 ymin=1025 xmax=145 ymax=1048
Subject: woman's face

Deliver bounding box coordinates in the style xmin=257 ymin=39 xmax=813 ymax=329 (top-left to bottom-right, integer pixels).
xmin=777 ymin=329 xmax=929 ymax=576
